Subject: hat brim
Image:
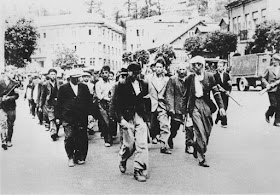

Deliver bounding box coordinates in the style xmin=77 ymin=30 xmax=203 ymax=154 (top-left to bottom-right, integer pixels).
xmin=70 ymin=74 xmax=82 ymax=78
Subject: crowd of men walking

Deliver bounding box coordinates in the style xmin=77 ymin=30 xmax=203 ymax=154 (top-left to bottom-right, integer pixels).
xmin=1 ymin=53 xmax=279 ymax=183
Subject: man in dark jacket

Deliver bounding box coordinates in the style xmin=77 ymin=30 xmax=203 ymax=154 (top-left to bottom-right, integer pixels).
xmin=165 ymin=63 xmax=188 ymax=149
xmin=55 ymin=69 xmax=92 ymax=167
xmin=113 ymin=62 xmax=150 ymax=182
xmin=262 ymin=54 xmax=280 ymax=126
xmin=39 ymin=69 xmax=60 ymax=140
xmin=214 ymin=60 xmax=232 ymax=128
xmin=0 ymin=67 xmax=19 ymax=147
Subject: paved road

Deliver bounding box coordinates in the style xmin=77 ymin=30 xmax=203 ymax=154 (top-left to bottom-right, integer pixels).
xmin=1 ymin=88 xmax=280 ymax=194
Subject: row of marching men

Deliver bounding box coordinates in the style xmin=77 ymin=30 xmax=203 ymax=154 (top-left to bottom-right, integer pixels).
xmin=19 ymin=55 xmax=231 ymax=183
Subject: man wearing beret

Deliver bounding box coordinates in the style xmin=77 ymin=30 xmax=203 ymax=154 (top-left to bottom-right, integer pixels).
xmin=113 ymin=62 xmax=150 ymax=182
xmin=262 ymin=54 xmax=280 ymax=127
xmin=55 ymin=69 xmax=92 ymax=167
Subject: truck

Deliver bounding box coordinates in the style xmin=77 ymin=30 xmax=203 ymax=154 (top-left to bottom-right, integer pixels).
xmin=229 ymin=53 xmax=271 ymax=91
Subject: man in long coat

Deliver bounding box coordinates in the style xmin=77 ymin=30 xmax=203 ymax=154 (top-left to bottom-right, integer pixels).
xmin=183 ymin=56 xmax=226 ymax=167
xmin=55 ymin=69 xmax=92 ymax=167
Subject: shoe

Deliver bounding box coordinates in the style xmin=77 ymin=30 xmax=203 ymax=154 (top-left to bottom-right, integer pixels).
xmin=221 ymin=125 xmax=227 ymax=128
xmin=160 ymin=147 xmax=172 ymax=154
xmin=7 ymin=141 xmax=12 ymax=147
xmin=134 ymin=169 xmax=147 ymax=182
xmin=104 ymin=143 xmax=111 ymax=147
xmin=119 ymin=161 xmax=126 ymax=173
xmin=2 ymin=143 xmax=7 ymax=150
xmin=168 ymin=138 xmax=173 ymax=149
xmin=51 ymin=134 xmax=57 ymax=141
xmin=152 ymin=138 xmax=158 ymax=144
xmin=77 ymin=160 xmax=85 ymax=165
xmin=198 ymin=160 xmax=210 ymax=167
xmin=265 ymin=113 xmax=270 ymax=123
xmin=273 ymin=123 xmax=280 ymax=127
xmin=68 ymin=159 xmax=75 ymax=167
xmin=185 ymin=145 xmax=194 ymax=154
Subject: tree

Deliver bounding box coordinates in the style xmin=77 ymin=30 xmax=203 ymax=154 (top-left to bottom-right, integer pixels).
xmin=5 ymin=17 xmax=39 ymax=68
xmin=184 ymin=35 xmax=206 ymax=57
xmin=154 ymin=44 xmax=176 ymax=68
xmin=52 ymin=48 xmax=78 ymax=69
xmin=133 ymin=50 xmax=150 ymax=66
xmin=245 ymin=20 xmax=280 ymax=54
xmin=85 ymin=0 xmax=105 ymax=17
xmin=204 ymin=31 xmax=237 ymax=59
xmin=208 ymin=0 xmax=231 ymax=22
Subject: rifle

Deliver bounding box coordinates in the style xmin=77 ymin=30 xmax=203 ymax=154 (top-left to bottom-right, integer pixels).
xmin=259 ymin=79 xmax=280 ymax=95
xmin=217 ymin=84 xmax=243 ymax=107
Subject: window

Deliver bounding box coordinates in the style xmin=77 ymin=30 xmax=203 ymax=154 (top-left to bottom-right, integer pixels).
xmin=89 ymin=29 xmax=92 ymax=35
xmin=233 ymin=17 xmax=237 ymax=33
xmin=90 ymin=58 xmax=95 ymax=66
xmin=136 ymin=29 xmax=139 ymax=36
xmin=108 ymin=46 xmax=110 ymax=54
xmin=43 ymin=33 xmax=46 ymax=38
xmin=245 ymin=14 xmax=249 ymax=30
xmin=131 ymin=44 xmax=133 ymax=51
xmin=252 ymin=11 xmax=258 ymax=25
xmin=108 ymin=60 xmax=110 ymax=65
xmin=103 ymin=29 xmax=105 ymax=35
xmin=98 ymin=43 xmax=102 ymax=52
xmin=112 ymin=47 xmax=114 ymax=55
xmin=74 ymin=45 xmax=77 ymax=51
xmin=103 ymin=44 xmax=106 ymax=53
xmin=237 ymin=16 xmax=241 ymax=31
xmin=142 ymin=29 xmax=144 ymax=36
xmin=81 ymin=58 xmax=86 ymax=65
xmin=112 ymin=33 xmax=114 ymax=41
xmin=115 ymin=34 xmax=117 ymax=41
xmin=104 ymin=59 xmax=106 ymax=65
xmin=261 ymin=9 xmax=266 ymax=20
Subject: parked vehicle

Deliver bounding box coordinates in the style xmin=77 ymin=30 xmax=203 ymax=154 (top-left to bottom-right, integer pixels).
xmin=229 ymin=53 xmax=271 ymax=91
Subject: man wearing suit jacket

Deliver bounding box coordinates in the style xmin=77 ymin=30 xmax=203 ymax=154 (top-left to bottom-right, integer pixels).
xmin=55 ymin=69 xmax=92 ymax=167
xmin=148 ymin=57 xmax=171 ymax=154
xmin=39 ymin=69 xmax=60 ymax=141
xmin=0 ymin=67 xmax=19 ymax=148
xmin=262 ymin=54 xmax=280 ymax=126
xmin=165 ymin=63 xmax=188 ymax=149
xmin=214 ymin=60 xmax=232 ymax=128
xmin=114 ymin=62 xmax=150 ymax=182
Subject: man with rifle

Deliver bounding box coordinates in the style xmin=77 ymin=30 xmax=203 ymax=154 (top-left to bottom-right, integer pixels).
xmin=262 ymin=54 xmax=280 ymax=127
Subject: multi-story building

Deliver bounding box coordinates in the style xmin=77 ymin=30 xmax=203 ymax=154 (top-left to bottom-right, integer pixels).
xmin=225 ymin=0 xmax=280 ymax=55
xmin=126 ymin=14 xmax=213 ymax=68
xmin=32 ymin=14 xmax=124 ymax=71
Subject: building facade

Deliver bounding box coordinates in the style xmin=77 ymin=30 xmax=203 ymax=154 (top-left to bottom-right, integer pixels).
xmin=32 ymin=14 xmax=124 ymax=71
xmin=226 ymin=0 xmax=280 ymax=55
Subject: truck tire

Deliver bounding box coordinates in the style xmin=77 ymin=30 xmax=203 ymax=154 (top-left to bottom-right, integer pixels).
xmin=238 ymin=78 xmax=249 ymax=91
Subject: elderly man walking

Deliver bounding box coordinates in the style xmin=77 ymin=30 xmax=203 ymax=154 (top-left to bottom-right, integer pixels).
xmin=55 ymin=69 xmax=92 ymax=167
xmin=113 ymin=62 xmax=150 ymax=182
xmin=183 ymin=56 xmax=225 ymax=167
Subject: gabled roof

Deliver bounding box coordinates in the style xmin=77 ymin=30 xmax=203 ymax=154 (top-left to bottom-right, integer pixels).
xmin=35 ymin=14 xmax=124 ymax=34
xmin=219 ymin=18 xmax=229 ymax=26
xmin=195 ymin=23 xmax=219 ymax=34
xmin=146 ymin=20 xmax=206 ymax=50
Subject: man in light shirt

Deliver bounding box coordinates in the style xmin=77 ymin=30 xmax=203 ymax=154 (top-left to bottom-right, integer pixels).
xmin=95 ymin=66 xmax=114 ymax=147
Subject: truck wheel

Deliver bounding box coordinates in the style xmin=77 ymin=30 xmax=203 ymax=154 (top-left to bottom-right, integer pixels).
xmin=238 ymin=78 xmax=249 ymax=91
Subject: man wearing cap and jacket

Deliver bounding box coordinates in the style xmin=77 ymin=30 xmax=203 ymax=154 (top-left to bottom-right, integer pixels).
xmin=113 ymin=62 xmax=150 ymax=182
xmin=55 ymin=69 xmax=92 ymax=167
xmin=262 ymin=54 xmax=280 ymax=127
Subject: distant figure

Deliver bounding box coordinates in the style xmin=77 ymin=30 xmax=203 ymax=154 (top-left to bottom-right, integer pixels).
xmin=262 ymin=54 xmax=280 ymax=127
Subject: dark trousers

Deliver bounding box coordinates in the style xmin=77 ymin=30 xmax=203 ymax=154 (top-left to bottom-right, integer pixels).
xmin=63 ymin=123 xmax=88 ymax=161
xmin=98 ymin=100 xmax=113 ymax=144
xmin=28 ymin=99 xmax=36 ymax=116
xmin=150 ymin=112 xmax=160 ymax=139
xmin=216 ymin=94 xmax=229 ymax=125
xmin=36 ymin=106 xmax=43 ymax=124
xmin=267 ymin=92 xmax=280 ymax=124
xmin=6 ymin=110 xmax=16 ymax=142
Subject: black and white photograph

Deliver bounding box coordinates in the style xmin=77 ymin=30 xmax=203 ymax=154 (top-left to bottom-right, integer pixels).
xmin=1 ymin=0 xmax=280 ymax=194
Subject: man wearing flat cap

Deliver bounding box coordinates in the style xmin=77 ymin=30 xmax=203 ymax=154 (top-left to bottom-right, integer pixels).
xmin=113 ymin=62 xmax=150 ymax=182
xmin=262 ymin=54 xmax=280 ymax=126
xmin=55 ymin=69 xmax=92 ymax=167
